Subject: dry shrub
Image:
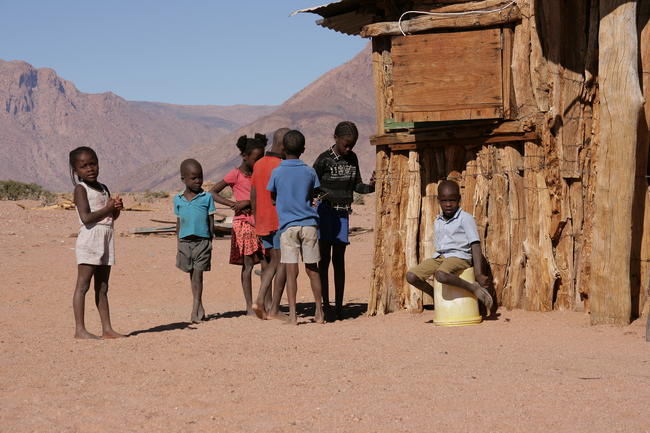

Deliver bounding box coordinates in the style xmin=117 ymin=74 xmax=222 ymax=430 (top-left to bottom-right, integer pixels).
xmin=0 ymin=181 xmax=56 ymax=205
xmin=138 ymin=190 xmax=169 ymax=202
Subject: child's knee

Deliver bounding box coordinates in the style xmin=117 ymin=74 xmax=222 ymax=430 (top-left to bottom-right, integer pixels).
xmin=433 ymin=270 xmax=450 ymax=284
xmin=94 ymin=283 xmax=109 ymax=294
xmin=405 ymin=271 xmax=421 ymax=285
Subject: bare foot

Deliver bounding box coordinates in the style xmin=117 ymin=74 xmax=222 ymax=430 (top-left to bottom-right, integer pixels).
xmin=74 ymin=329 xmax=100 ymax=340
xmin=285 ymin=315 xmax=298 ymax=326
xmin=268 ymin=311 xmax=289 ymax=322
xmin=246 ymin=309 xmax=257 ymax=317
xmin=314 ymin=308 xmax=325 ymax=324
xmin=102 ymin=330 xmax=127 ymax=339
xmin=472 ymin=283 xmax=493 ymax=313
xmin=197 ymin=304 xmax=205 ymax=320
xmin=252 ymin=303 xmax=266 ymax=320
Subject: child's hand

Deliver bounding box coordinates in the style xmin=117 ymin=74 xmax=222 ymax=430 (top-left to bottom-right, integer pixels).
xmin=113 ymin=194 xmax=124 ymax=211
xmin=475 ymin=273 xmax=490 ymax=289
xmin=232 ymin=200 xmax=250 ymax=214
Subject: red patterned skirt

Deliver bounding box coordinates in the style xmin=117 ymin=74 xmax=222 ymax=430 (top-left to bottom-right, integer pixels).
xmin=229 ymin=219 xmax=264 ymax=265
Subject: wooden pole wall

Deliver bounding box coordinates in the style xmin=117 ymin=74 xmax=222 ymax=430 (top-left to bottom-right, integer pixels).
xmin=366 ymin=0 xmax=649 ymax=323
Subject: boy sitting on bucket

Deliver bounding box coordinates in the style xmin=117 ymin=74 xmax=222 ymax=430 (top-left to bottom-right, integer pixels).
xmin=405 ymin=180 xmax=493 ymax=313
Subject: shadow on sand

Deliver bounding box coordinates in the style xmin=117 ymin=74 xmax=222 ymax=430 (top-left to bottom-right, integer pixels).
xmin=128 ymin=302 xmax=370 ymax=334
xmin=129 ymin=321 xmax=197 ymax=336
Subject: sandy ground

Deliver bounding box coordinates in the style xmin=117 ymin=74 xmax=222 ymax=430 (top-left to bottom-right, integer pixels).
xmin=1 ymin=194 xmax=649 ymax=433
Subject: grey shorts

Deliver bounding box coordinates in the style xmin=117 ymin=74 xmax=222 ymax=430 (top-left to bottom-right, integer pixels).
xmin=176 ymin=238 xmax=212 ymax=272
xmin=280 ymin=225 xmax=320 ymax=264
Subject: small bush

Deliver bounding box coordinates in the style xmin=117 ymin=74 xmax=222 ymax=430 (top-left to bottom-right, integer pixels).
xmin=353 ymin=192 xmax=365 ymax=205
xmin=140 ymin=190 xmax=169 ymax=202
xmin=0 ymin=180 xmax=56 ymax=204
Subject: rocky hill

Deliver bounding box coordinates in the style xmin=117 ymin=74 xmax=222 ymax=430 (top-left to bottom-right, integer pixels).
xmin=0 ymin=45 xmax=375 ymax=193
xmin=117 ymin=45 xmax=376 ymax=192
xmin=0 ymin=59 xmax=275 ymax=191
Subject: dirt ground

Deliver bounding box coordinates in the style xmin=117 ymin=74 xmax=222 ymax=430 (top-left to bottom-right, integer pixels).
xmin=1 ymin=194 xmax=649 ymax=433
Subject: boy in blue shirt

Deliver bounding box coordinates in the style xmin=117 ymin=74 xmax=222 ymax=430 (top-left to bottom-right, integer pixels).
xmin=267 ymin=130 xmax=324 ymax=325
xmin=174 ymin=158 xmax=216 ymax=323
xmin=406 ymin=180 xmax=493 ymax=313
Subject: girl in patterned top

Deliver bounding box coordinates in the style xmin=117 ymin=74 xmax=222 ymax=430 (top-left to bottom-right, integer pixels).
xmin=211 ymin=134 xmax=266 ymax=316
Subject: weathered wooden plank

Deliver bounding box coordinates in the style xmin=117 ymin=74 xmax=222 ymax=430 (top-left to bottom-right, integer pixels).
xmin=589 ymin=0 xmax=644 ymax=325
xmin=522 ymin=141 xmax=558 ymax=311
xmin=370 ymin=121 xmax=536 ymax=146
xmin=377 ymin=132 xmax=538 ymax=150
xmin=502 ymin=26 xmax=514 ymax=119
xmin=502 ymin=145 xmax=526 ymax=309
xmin=372 ymin=38 xmax=390 ymax=135
xmin=418 ymin=148 xmax=437 ymax=306
xmin=510 ymin=7 xmax=538 ymax=119
xmin=635 ymin=0 xmax=650 ymax=318
xmin=390 ymin=29 xmax=504 ymax=122
xmin=369 ymin=146 xmax=390 ymax=316
xmin=404 ymin=150 xmax=423 ymax=311
xmin=423 ymin=0 xmax=518 ymax=14
xmin=485 ymin=146 xmax=511 ymax=304
xmin=528 ymin=0 xmax=550 ymax=112
xmin=360 ymin=3 xmax=521 ymax=37
xmin=393 ymin=152 xmax=411 ymax=310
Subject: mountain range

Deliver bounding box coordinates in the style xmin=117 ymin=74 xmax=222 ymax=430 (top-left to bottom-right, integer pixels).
xmin=0 ymin=47 xmax=375 ymax=192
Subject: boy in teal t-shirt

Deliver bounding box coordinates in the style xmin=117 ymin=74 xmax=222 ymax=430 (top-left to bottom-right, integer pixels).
xmin=173 ymin=158 xmax=215 ymax=323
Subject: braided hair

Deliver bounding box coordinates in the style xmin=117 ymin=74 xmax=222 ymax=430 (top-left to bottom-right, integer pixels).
xmin=68 ymin=146 xmax=98 ymax=186
xmin=235 ymin=133 xmax=268 ymax=156
xmin=334 ymin=121 xmax=358 ymax=139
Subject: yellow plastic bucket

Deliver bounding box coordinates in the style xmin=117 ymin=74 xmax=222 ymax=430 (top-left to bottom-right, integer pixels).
xmin=432 ymin=267 xmax=482 ymax=326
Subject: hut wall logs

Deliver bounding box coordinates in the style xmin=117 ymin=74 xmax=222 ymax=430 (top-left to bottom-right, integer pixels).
xmin=367 ymin=0 xmax=650 ymax=324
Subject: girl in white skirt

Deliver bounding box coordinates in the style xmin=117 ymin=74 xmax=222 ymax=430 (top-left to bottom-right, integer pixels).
xmin=69 ymin=146 xmax=125 ymax=339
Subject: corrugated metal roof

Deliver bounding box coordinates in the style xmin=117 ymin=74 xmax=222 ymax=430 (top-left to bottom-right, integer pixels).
xmin=292 ymin=1 xmax=375 ymax=36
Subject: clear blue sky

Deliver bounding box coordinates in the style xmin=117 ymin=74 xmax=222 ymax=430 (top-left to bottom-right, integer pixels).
xmin=2 ymin=1 xmax=366 ymax=106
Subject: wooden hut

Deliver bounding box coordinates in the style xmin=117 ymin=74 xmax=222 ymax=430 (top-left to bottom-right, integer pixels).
xmin=296 ymin=0 xmax=650 ymax=325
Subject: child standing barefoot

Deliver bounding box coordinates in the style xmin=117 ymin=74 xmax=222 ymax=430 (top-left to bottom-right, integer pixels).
xmin=70 ymin=146 xmax=125 ymax=339
xmin=267 ymin=130 xmax=324 ymax=325
xmin=174 ymin=159 xmax=216 ymax=323
xmin=313 ymin=121 xmax=375 ymax=320
xmin=210 ymin=135 xmax=266 ymax=316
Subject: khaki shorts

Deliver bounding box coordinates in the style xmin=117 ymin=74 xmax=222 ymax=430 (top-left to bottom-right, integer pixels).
xmin=176 ymin=238 xmax=212 ymax=272
xmin=408 ymin=256 xmax=471 ymax=281
xmin=280 ymin=226 xmax=320 ymax=264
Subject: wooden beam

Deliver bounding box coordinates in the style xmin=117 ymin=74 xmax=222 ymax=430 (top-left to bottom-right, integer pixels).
xmin=383 ymin=132 xmax=537 ymax=150
xmin=589 ymin=0 xmax=644 ymax=325
xmin=360 ymin=3 xmax=521 ymax=37
xmin=370 ymin=121 xmax=537 ymax=146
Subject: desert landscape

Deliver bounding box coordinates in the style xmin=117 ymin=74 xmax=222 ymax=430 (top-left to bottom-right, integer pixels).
xmin=2 ymin=1 xmax=650 ymax=430
xmin=1 ymin=195 xmax=649 ymax=433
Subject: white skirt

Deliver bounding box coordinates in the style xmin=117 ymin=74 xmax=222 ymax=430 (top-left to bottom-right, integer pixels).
xmin=75 ymin=224 xmax=115 ymax=266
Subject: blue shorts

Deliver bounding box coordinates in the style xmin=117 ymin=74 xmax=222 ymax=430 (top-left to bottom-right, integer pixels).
xmin=260 ymin=231 xmax=281 ymax=250
xmin=317 ymin=203 xmax=350 ymax=245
